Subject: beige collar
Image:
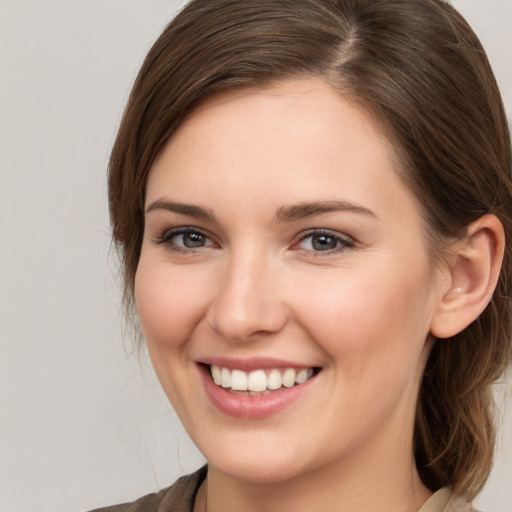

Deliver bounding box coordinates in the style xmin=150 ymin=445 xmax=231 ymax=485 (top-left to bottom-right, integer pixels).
xmin=418 ymin=488 xmax=476 ymax=512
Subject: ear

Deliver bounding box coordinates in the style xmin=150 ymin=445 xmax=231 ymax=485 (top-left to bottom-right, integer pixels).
xmin=430 ymin=214 xmax=505 ymax=339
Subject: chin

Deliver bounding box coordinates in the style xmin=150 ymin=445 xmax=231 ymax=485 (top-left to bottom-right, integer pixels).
xmin=212 ymin=457 xmax=304 ymax=484
xmin=197 ymin=433 xmax=311 ymax=484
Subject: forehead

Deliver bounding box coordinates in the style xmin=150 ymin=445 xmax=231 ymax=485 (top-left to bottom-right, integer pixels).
xmin=146 ymin=78 xmax=423 ymax=230
xmin=149 ymin=78 xmax=398 ymax=188
xmin=178 ymin=78 xmax=387 ymax=139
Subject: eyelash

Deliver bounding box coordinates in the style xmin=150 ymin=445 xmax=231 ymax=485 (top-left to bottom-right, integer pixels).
xmin=154 ymin=227 xmax=216 ymax=253
xmin=292 ymin=229 xmax=355 ymax=255
xmin=154 ymin=227 xmax=355 ymax=255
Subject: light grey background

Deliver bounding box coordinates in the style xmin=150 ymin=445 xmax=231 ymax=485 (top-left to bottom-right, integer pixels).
xmin=0 ymin=1 xmax=511 ymax=511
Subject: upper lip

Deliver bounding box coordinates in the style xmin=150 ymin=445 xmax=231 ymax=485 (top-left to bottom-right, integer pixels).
xmin=198 ymin=357 xmax=319 ymax=372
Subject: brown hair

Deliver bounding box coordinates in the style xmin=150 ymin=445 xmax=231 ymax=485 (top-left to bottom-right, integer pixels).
xmin=109 ymin=0 xmax=512 ymax=499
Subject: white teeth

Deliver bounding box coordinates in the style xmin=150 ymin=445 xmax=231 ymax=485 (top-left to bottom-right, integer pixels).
xmin=295 ymin=368 xmax=310 ymax=384
xmin=282 ymin=368 xmax=296 ymax=387
xmin=211 ymin=365 xmax=221 ymax=385
xmin=247 ymin=370 xmax=267 ymax=392
xmin=267 ymin=369 xmax=282 ymax=390
xmin=209 ymin=365 xmax=315 ymax=392
xmin=220 ymin=367 xmax=231 ymax=388
xmin=231 ymin=369 xmax=248 ymax=391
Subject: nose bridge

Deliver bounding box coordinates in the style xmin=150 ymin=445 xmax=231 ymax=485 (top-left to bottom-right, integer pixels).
xmin=208 ymin=244 xmax=287 ymax=341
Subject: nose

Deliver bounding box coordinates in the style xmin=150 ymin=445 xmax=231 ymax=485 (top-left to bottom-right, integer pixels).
xmin=206 ymin=250 xmax=289 ymax=342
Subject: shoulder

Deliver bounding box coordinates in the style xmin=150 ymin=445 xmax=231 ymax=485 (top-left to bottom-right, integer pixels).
xmin=87 ymin=466 xmax=207 ymax=512
xmin=419 ymin=488 xmax=479 ymax=512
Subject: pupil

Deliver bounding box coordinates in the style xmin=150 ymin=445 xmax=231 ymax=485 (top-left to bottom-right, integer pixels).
xmin=312 ymin=235 xmax=336 ymax=251
xmin=184 ymin=232 xmax=205 ymax=248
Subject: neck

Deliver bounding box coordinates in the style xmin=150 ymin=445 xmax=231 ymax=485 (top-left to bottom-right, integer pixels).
xmin=204 ymin=448 xmax=430 ymax=512
xmin=202 ymin=406 xmax=432 ymax=512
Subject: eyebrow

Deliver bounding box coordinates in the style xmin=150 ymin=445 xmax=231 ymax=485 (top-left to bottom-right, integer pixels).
xmin=145 ymin=199 xmax=215 ymax=221
xmin=144 ymin=199 xmax=376 ymax=223
xmin=274 ymin=200 xmax=377 ymax=223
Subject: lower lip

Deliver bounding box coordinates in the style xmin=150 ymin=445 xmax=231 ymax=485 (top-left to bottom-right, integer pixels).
xmin=199 ymin=365 xmax=317 ymax=419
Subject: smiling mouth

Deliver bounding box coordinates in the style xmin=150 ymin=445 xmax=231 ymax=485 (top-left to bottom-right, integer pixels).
xmin=208 ymin=365 xmax=319 ymax=395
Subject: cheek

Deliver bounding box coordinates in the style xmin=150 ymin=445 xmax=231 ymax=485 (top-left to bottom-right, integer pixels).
xmin=292 ymin=264 xmax=435 ymax=441
xmin=134 ymin=260 xmax=213 ymax=350
xmin=293 ymin=261 xmax=434 ymax=375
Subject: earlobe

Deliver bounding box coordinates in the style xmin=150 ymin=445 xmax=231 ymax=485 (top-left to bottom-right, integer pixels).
xmin=430 ymin=215 xmax=505 ymax=339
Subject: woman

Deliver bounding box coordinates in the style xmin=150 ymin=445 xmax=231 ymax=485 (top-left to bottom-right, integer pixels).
xmin=96 ymin=0 xmax=512 ymax=510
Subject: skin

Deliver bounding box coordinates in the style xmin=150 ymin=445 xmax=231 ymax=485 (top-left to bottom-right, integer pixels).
xmin=135 ymin=78 xmax=450 ymax=512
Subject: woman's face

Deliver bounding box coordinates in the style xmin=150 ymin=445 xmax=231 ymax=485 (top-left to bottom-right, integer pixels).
xmin=135 ymin=78 xmax=445 ymax=484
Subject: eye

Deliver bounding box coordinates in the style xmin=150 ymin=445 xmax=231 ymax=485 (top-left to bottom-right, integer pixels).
xmin=156 ymin=227 xmax=215 ymax=251
xmin=294 ymin=229 xmax=354 ymax=253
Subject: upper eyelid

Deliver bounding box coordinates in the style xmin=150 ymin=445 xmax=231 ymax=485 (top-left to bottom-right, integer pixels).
xmin=295 ymin=228 xmax=353 ymax=242
xmin=154 ymin=226 xmax=216 ymax=245
xmin=152 ymin=225 xmax=354 ymax=249
xmin=291 ymin=229 xmax=355 ymax=253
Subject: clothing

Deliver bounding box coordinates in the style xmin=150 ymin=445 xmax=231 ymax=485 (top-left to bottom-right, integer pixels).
xmin=419 ymin=488 xmax=478 ymax=512
xmin=88 ymin=466 xmax=207 ymax=512
xmin=88 ymin=466 xmax=477 ymax=512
